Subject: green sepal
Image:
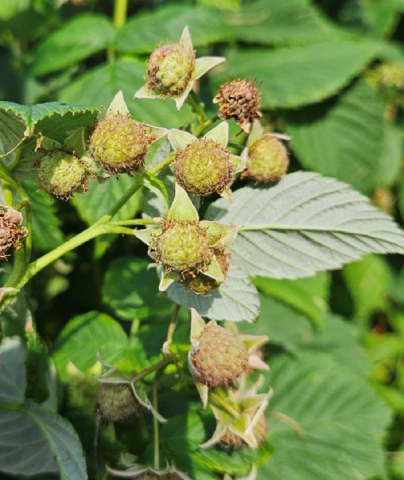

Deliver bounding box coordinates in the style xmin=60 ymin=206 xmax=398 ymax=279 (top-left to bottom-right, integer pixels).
xmin=63 ymin=127 xmax=89 ymax=158
xmin=131 ymin=381 xmax=167 ymax=423
xmin=204 ymin=121 xmax=229 ymax=148
xmin=133 ymin=226 xmax=161 ymax=247
xmin=168 ymin=129 xmax=195 ymax=151
xmin=106 ymin=90 xmax=131 ymax=116
xmin=159 ymin=270 xmax=178 ymax=291
xmin=202 ymin=255 xmax=225 ymax=282
xmin=167 ymin=183 xmax=199 ymax=221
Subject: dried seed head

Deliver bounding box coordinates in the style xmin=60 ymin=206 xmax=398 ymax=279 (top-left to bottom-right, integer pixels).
xmin=151 ymin=220 xmax=213 ymax=275
xmin=174 ymin=139 xmax=233 ymax=197
xmin=97 ymin=383 xmax=142 ymax=422
xmin=0 ymin=207 xmax=28 ymax=259
xmin=214 ymin=79 xmax=262 ymax=132
xmin=146 ymin=43 xmax=195 ymax=96
xmin=89 ymin=113 xmax=151 ymax=175
xmin=242 ymin=135 xmax=289 ymax=183
xmin=190 ymin=321 xmax=249 ymax=387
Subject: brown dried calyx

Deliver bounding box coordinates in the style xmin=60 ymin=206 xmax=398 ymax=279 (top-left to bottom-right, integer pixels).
xmin=213 ymin=79 xmax=262 ymax=132
xmin=0 ymin=207 xmax=28 ymax=260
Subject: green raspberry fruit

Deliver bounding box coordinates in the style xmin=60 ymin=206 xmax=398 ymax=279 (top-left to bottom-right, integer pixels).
xmin=180 ymin=250 xmax=230 ymax=295
xmin=174 ymin=139 xmax=233 ymax=197
xmin=221 ymin=411 xmax=267 ymax=448
xmin=242 ymin=135 xmax=289 ymax=183
xmin=151 ymin=221 xmax=213 ymax=275
xmin=214 ymin=79 xmax=262 ymax=132
xmin=89 ymin=113 xmax=150 ymax=174
xmin=37 ymin=151 xmax=88 ymax=199
xmin=146 ymin=43 xmax=195 ymax=96
xmin=191 ymin=321 xmax=249 ymax=387
xmin=97 ymin=383 xmax=141 ymax=422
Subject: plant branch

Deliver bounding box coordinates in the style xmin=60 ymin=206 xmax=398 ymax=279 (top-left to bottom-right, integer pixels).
xmin=130 ymin=354 xmax=177 ymax=383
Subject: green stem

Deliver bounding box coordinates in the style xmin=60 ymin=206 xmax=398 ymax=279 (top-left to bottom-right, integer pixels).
xmin=130 ymin=354 xmax=177 ymax=383
xmin=210 ymin=392 xmax=239 ymax=418
xmin=152 ymin=376 xmax=161 ymax=470
xmin=0 ymin=223 xmax=134 ymax=313
xmin=187 ymin=90 xmax=206 ymax=126
xmin=148 ymin=152 xmax=176 ymax=176
xmin=109 ymin=218 xmax=158 ymax=227
xmin=0 ymin=163 xmax=29 ymax=202
xmin=113 ymin=0 xmax=128 ymax=28
xmin=192 ymin=117 xmax=217 ymax=138
xmin=165 ymin=304 xmax=180 ymax=350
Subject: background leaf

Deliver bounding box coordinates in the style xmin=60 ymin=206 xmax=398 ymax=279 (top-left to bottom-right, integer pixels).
xmin=114 ymin=4 xmax=233 ymax=53
xmin=286 ymin=80 xmax=385 ymax=194
xmin=59 ymin=59 xmax=193 ymax=128
xmin=32 ymin=14 xmax=115 ymax=75
xmin=260 ymin=353 xmax=391 ymax=480
xmin=207 ymin=172 xmax=404 ymax=278
xmin=221 ymin=39 xmax=379 ymax=109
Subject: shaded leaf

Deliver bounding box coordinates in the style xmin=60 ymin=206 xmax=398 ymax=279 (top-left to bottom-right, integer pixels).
xmin=260 ymin=353 xmax=391 ymax=479
xmin=114 ymin=4 xmax=233 ymax=54
xmin=229 ymin=0 xmax=334 ymax=46
xmin=0 ymin=402 xmax=87 ymax=480
xmin=286 ymin=80 xmax=385 ymax=194
xmin=0 ymin=338 xmax=26 ymax=403
xmin=59 ymin=59 xmax=193 ymax=128
xmin=32 ymin=14 xmax=115 ymax=75
xmin=52 ymin=311 xmax=130 ymax=380
xmin=222 ymin=39 xmax=379 ymax=109
xmin=206 ymin=172 xmax=404 ymax=279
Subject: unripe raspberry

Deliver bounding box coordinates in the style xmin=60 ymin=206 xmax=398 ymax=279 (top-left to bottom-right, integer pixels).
xmin=174 ymin=139 xmax=233 ymax=197
xmin=37 ymin=151 xmax=88 ymax=199
xmin=242 ymin=135 xmax=289 ymax=183
xmin=97 ymin=383 xmax=142 ymax=422
xmin=146 ymin=43 xmax=195 ymax=96
xmin=190 ymin=321 xmax=249 ymax=387
xmin=151 ymin=220 xmax=213 ymax=275
xmin=220 ymin=411 xmax=266 ymax=448
xmin=180 ymin=250 xmax=230 ymax=295
xmin=89 ymin=113 xmax=151 ymax=174
xmin=0 ymin=207 xmax=28 ymax=259
xmin=213 ymin=79 xmax=262 ymax=132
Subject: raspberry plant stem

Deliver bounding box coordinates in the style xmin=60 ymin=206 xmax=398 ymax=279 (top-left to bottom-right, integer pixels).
xmin=210 ymin=392 xmax=240 ymax=418
xmin=113 ymin=0 xmax=128 ymax=28
xmin=130 ymin=354 xmax=177 ymax=383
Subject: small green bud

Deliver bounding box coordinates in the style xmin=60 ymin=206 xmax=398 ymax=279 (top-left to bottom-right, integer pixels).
xmin=89 ymin=113 xmax=151 ymax=175
xmin=242 ymin=135 xmax=289 ymax=183
xmin=146 ymin=43 xmax=195 ymax=96
xmin=37 ymin=151 xmax=89 ymax=199
xmin=190 ymin=321 xmax=249 ymax=388
xmin=174 ymin=139 xmax=233 ymax=197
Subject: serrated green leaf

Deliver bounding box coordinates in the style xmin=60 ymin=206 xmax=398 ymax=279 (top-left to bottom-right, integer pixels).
xmin=102 ymin=257 xmax=173 ymax=321
xmin=59 ymin=59 xmax=193 ymax=128
xmin=222 ymin=39 xmax=379 ymax=109
xmin=253 ymin=272 xmax=329 ymax=329
xmin=52 ymin=311 xmax=130 ymax=380
xmin=343 ymin=254 xmax=393 ymax=320
xmin=22 ymin=180 xmax=63 ymax=251
xmin=167 ymin=264 xmax=260 ymax=322
xmin=114 ymin=4 xmax=233 ymax=54
xmin=206 ymin=172 xmax=404 ymax=279
xmin=72 ymin=175 xmax=143 ymax=225
xmin=0 ymin=101 xmax=98 ymax=165
xmin=260 ymin=353 xmax=391 ymax=480
xmin=286 ymin=80 xmax=385 ymax=194
xmin=229 ymin=0 xmax=334 ymax=45
xmin=32 ymin=14 xmax=115 ymax=75
xmin=0 ymin=402 xmax=87 ymax=480
xmin=239 ymin=297 xmax=370 ymax=376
